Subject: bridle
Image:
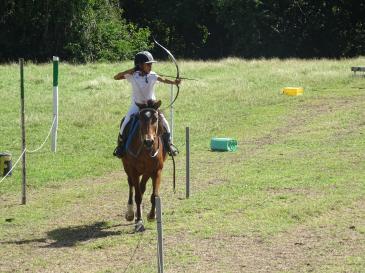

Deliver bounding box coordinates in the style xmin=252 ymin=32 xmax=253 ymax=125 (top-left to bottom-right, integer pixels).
xmin=138 ymin=108 xmax=160 ymax=158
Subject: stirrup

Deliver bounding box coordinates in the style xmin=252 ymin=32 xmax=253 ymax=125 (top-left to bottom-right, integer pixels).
xmin=113 ymin=146 xmax=124 ymax=158
xmin=113 ymin=139 xmax=125 ymax=158
xmin=168 ymin=143 xmax=179 ymax=156
xmin=113 ymin=134 xmax=125 ymax=158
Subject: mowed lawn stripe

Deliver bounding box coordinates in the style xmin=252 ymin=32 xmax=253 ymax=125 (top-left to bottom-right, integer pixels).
xmin=0 ymin=58 xmax=364 ymax=272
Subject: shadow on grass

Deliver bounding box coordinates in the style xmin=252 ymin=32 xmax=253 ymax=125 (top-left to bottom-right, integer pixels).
xmin=1 ymin=221 xmax=136 ymax=248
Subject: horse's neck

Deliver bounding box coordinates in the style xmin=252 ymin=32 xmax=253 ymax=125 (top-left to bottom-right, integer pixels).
xmin=131 ymin=129 xmax=142 ymax=147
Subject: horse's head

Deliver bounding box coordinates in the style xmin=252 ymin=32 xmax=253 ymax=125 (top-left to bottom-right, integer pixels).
xmin=135 ymin=100 xmax=162 ymax=149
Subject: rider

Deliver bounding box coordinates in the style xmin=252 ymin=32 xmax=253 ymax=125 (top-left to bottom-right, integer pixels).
xmin=113 ymin=51 xmax=180 ymax=158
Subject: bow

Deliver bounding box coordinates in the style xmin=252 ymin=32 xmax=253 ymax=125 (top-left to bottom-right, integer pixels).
xmin=153 ymin=38 xmax=180 ymax=109
xmin=157 ymin=73 xmax=198 ymax=81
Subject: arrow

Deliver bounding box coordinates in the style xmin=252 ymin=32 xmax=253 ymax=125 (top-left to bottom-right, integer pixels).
xmin=157 ymin=73 xmax=198 ymax=81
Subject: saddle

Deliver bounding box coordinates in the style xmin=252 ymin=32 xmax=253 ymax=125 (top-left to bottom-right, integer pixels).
xmin=115 ymin=99 xmax=179 ymax=158
xmin=119 ymin=114 xmax=139 ymax=152
xmin=119 ymin=113 xmax=167 ymax=151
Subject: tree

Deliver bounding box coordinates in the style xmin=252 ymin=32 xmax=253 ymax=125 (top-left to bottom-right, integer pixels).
xmin=0 ymin=0 xmax=151 ymax=62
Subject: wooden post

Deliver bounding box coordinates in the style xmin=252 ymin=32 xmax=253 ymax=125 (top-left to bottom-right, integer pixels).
xmin=156 ymin=196 xmax=164 ymax=273
xmin=20 ymin=58 xmax=26 ymax=205
xmin=186 ymin=127 xmax=190 ymax=199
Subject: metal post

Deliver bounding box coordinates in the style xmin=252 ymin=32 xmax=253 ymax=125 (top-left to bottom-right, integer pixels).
xmin=20 ymin=59 xmax=26 ymax=205
xmin=186 ymin=127 xmax=190 ymax=199
xmin=156 ymin=196 xmax=164 ymax=273
xmin=170 ymin=84 xmax=174 ymax=142
xmin=51 ymin=56 xmax=59 ymax=152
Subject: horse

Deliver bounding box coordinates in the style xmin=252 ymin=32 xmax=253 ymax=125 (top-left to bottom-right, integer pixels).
xmin=121 ymin=99 xmax=167 ymax=232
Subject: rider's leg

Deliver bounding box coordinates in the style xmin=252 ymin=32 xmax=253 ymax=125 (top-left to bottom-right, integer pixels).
xmin=160 ymin=113 xmax=179 ymax=156
xmin=113 ymin=104 xmax=139 ymax=158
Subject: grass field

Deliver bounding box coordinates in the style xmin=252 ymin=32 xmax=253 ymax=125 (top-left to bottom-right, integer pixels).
xmin=0 ymin=57 xmax=364 ymax=273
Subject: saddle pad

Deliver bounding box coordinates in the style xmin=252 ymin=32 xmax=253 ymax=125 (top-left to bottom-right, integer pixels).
xmin=124 ymin=115 xmax=139 ymax=152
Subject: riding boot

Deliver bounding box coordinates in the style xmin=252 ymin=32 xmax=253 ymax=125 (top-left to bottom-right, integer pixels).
xmin=113 ymin=134 xmax=125 ymax=158
xmin=162 ymin=132 xmax=179 ymax=156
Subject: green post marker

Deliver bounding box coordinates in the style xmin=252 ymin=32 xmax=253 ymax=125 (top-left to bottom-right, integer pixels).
xmin=20 ymin=58 xmax=27 ymax=204
xmin=51 ymin=56 xmax=59 ymax=152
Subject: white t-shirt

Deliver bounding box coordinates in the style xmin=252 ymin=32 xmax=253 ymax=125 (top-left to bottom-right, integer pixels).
xmin=125 ymin=71 xmax=158 ymax=104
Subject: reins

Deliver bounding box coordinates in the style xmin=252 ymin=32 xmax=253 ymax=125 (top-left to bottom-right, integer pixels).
xmin=127 ymin=106 xmax=177 ymax=193
xmin=139 ymin=108 xmax=160 ymax=158
xmin=128 ymin=108 xmax=160 ymax=159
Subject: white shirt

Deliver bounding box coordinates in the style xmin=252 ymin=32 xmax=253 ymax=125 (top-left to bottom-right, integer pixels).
xmin=125 ymin=71 xmax=158 ymax=104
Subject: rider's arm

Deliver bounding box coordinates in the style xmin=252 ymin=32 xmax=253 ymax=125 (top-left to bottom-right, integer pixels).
xmin=157 ymin=76 xmax=181 ymax=86
xmin=114 ymin=68 xmax=136 ymax=80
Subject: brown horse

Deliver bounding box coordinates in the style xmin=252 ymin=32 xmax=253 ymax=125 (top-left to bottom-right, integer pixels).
xmin=121 ymin=100 xmax=167 ymax=232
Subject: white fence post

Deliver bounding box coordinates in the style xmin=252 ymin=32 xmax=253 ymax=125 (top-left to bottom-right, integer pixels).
xmin=19 ymin=59 xmax=27 ymax=205
xmin=51 ymin=56 xmax=59 ymax=153
xmin=170 ymin=84 xmax=174 ymax=142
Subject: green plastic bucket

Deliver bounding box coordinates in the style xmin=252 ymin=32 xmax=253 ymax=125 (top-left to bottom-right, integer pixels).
xmin=0 ymin=152 xmax=12 ymax=177
xmin=210 ymin=138 xmax=237 ymax=152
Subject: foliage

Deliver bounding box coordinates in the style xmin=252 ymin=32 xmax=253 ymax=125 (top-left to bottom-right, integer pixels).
xmin=0 ymin=0 xmax=150 ymax=62
xmin=1 ymin=0 xmax=365 ymax=61
xmin=118 ymin=0 xmax=213 ymax=58
xmin=120 ymin=0 xmax=365 ymax=58
xmin=63 ymin=0 xmax=151 ymax=62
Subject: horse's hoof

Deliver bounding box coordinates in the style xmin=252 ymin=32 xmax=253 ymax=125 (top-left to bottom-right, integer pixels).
xmin=125 ymin=212 xmax=134 ymax=222
xmin=125 ymin=205 xmax=134 ymax=222
xmin=147 ymin=212 xmax=156 ymax=222
xmin=135 ymin=220 xmax=145 ymax=232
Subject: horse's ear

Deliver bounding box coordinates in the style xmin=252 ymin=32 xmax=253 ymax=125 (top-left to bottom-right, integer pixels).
xmin=154 ymin=100 xmax=162 ymax=110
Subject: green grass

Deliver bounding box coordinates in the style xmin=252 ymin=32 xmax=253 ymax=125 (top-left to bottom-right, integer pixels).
xmin=0 ymin=58 xmax=365 ymax=272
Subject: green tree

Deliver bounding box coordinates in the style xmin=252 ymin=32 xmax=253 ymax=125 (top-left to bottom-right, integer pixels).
xmin=63 ymin=0 xmax=151 ymax=62
xmin=0 ymin=0 xmax=151 ymax=62
xmin=119 ymin=0 xmax=213 ymax=58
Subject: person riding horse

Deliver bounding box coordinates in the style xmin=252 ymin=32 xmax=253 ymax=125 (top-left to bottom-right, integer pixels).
xmin=121 ymin=99 xmax=169 ymax=232
xmin=113 ymin=51 xmax=180 ymax=158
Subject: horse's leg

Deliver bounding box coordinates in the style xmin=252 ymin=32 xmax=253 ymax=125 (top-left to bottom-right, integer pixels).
xmin=125 ymin=176 xmax=134 ymax=222
xmin=133 ymin=174 xmax=145 ymax=232
xmin=147 ymin=170 xmax=162 ymax=222
xmin=140 ymin=174 xmax=150 ymax=196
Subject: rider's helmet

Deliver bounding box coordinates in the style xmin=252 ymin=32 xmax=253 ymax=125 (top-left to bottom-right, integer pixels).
xmin=134 ymin=51 xmax=157 ymax=67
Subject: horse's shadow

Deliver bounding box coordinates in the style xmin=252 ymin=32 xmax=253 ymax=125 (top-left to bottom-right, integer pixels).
xmin=2 ymin=221 xmax=135 ymax=248
xmin=45 ymin=221 xmax=127 ymax=248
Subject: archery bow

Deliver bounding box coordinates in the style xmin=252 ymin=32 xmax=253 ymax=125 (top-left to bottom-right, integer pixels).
xmin=153 ymin=38 xmax=180 ymax=110
xmin=157 ymin=73 xmax=198 ymax=81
